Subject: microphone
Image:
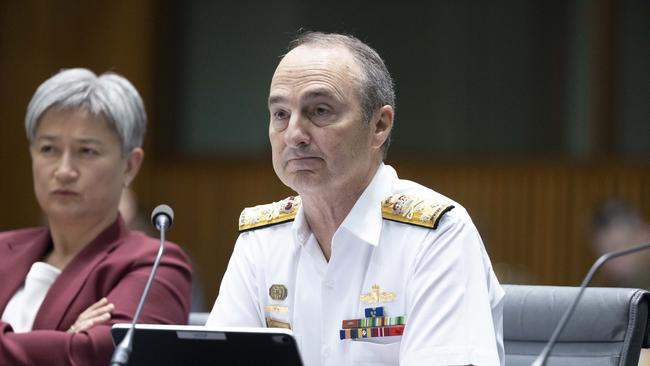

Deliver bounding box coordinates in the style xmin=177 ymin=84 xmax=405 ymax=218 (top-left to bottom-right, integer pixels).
xmin=532 ymin=242 xmax=650 ymax=366
xmin=110 ymin=204 xmax=175 ymax=366
xmin=152 ymin=204 xmax=174 ymax=231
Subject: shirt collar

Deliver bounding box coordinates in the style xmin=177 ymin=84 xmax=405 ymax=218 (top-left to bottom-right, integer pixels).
xmin=291 ymin=163 xmax=398 ymax=247
xmin=339 ymin=162 xmax=396 ymax=246
xmin=292 ymin=203 xmax=311 ymax=247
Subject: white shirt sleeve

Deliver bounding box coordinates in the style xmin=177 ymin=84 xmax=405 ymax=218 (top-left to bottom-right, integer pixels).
xmin=400 ymin=213 xmax=504 ymax=366
xmin=206 ymin=233 xmax=265 ymax=327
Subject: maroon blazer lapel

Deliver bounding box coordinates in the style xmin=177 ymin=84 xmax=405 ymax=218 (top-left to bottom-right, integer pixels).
xmin=32 ymin=217 xmax=128 ymax=330
xmin=0 ymin=229 xmax=51 ymax=315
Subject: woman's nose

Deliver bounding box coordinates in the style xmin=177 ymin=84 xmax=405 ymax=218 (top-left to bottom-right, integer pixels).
xmin=53 ymin=152 xmax=79 ymax=183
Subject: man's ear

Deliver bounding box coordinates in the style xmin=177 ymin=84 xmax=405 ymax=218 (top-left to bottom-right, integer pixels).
xmin=123 ymin=148 xmax=144 ymax=187
xmin=370 ymin=105 xmax=394 ymax=149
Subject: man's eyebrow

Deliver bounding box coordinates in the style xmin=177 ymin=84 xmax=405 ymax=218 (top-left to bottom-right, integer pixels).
xmin=268 ymin=95 xmax=286 ymax=106
xmin=268 ymin=88 xmax=338 ymax=106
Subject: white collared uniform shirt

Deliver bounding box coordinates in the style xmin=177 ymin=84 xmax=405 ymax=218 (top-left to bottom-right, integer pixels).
xmin=207 ymin=163 xmax=505 ymax=366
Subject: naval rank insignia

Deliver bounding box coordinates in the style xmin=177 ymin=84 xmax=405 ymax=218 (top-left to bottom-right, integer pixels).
xmin=239 ymin=196 xmax=301 ymax=232
xmin=381 ymin=194 xmax=454 ymax=229
xmin=360 ymin=284 xmax=396 ymax=304
xmin=269 ymin=284 xmax=288 ymax=301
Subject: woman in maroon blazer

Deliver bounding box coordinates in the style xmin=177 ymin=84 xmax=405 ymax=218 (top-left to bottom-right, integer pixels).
xmin=0 ymin=68 xmax=192 ymax=365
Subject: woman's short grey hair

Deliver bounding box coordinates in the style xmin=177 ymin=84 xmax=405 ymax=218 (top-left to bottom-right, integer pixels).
xmin=25 ymin=68 xmax=147 ymax=153
xmin=287 ymin=31 xmax=395 ymax=155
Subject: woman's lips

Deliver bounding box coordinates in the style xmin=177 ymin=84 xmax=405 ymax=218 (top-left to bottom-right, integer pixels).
xmin=51 ymin=189 xmax=79 ymax=196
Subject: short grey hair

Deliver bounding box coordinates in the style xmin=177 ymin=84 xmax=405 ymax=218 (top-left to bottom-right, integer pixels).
xmin=287 ymin=31 xmax=395 ymax=154
xmin=25 ymin=68 xmax=147 ymax=152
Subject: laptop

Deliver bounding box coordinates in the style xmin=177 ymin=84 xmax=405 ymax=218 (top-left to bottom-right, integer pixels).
xmin=111 ymin=324 xmax=303 ymax=365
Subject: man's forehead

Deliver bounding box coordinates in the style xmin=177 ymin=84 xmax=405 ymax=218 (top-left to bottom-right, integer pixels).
xmin=281 ymin=44 xmax=354 ymax=66
xmin=273 ymin=45 xmax=360 ymax=80
xmin=269 ymin=45 xmax=361 ymax=101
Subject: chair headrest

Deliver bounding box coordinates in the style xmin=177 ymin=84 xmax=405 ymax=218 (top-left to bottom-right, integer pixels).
xmin=503 ymin=285 xmax=649 ymax=343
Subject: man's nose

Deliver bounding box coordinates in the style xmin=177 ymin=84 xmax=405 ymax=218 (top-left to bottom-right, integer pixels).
xmin=54 ymin=152 xmax=79 ymax=183
xmin=284 ymin=114 xmax=311 ymax=148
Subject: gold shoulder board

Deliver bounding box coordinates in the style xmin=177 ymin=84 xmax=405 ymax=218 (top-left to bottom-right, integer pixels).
xmin=239 ymin=196 xmax=301 ymax=232
xmin=381 ymin=194 xmax=454 ymax=229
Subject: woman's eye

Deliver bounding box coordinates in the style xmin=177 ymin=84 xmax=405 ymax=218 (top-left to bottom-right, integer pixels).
xmin=40 ymin=145 xmax=54 ymax=153
xmin=80 ymin=147 xmax=99 ymax=156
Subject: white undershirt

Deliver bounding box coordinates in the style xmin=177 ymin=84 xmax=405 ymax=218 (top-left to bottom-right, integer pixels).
xmin=1 ymin=261 xmax=61 ymax=332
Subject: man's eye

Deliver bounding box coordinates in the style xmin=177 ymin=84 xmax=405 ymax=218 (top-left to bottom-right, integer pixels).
xmin=310 ymin=106 xmax=334 ymax=119
xmin=314 ymin=107 xmax=330 ymax=116
xmin=273 ymin=110 xmax=289 ymax=120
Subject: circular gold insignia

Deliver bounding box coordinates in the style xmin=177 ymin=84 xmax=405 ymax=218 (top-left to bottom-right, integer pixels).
xmin=269 ymin=284 xmax=288 ymax=301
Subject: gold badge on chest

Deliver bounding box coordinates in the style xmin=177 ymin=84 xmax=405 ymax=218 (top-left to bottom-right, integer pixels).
xmin=360 ymin=284 xmax=396 ymax=304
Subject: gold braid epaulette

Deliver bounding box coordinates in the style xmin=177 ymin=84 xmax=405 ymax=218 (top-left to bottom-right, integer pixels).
xmin=238 ymin=196 xmax=301 ymax=232
xmin=381 ymin=194 xmax=454 ymax=229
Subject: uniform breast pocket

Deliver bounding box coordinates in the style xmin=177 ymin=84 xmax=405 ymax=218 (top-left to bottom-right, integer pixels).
xmin=349 ymin=339 xmax=400 ymax=365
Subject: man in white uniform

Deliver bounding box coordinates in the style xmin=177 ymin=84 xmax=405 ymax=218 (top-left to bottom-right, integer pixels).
xmin=207 ymin=31 xmax=504 ymax=366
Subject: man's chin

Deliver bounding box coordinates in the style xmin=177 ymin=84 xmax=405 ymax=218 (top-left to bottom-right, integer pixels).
xmin=282 ymin=171 xmax=326 ymax=194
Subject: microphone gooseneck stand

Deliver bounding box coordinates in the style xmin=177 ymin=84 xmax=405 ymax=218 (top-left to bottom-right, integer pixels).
xmin=110 ymin=205 xmax=173 ymax=366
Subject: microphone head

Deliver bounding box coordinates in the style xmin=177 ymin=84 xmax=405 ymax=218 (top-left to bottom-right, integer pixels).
xmin=151 ymin=204 xmax=174 ymax=230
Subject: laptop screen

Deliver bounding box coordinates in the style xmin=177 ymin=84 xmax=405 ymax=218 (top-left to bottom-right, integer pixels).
xmin=111 ymin=324 xmax=303 ymax=366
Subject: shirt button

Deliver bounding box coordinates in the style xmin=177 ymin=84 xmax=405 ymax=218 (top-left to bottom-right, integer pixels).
xmin=322 ymin=345 xmax=331 ymax=358
xmin=323 ymin=279 xmax=336 ymax=288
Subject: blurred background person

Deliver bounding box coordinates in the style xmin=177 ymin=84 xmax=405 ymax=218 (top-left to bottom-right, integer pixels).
xmin=591 ymin=199 xmax=650 ymax=366
xmin=0 ymin=68 xmax=192 ymax=365
xmin=118 ymin=187 xmax=152 ymax=235
xmin=591 ymin=199 xmax=650 ymax=289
